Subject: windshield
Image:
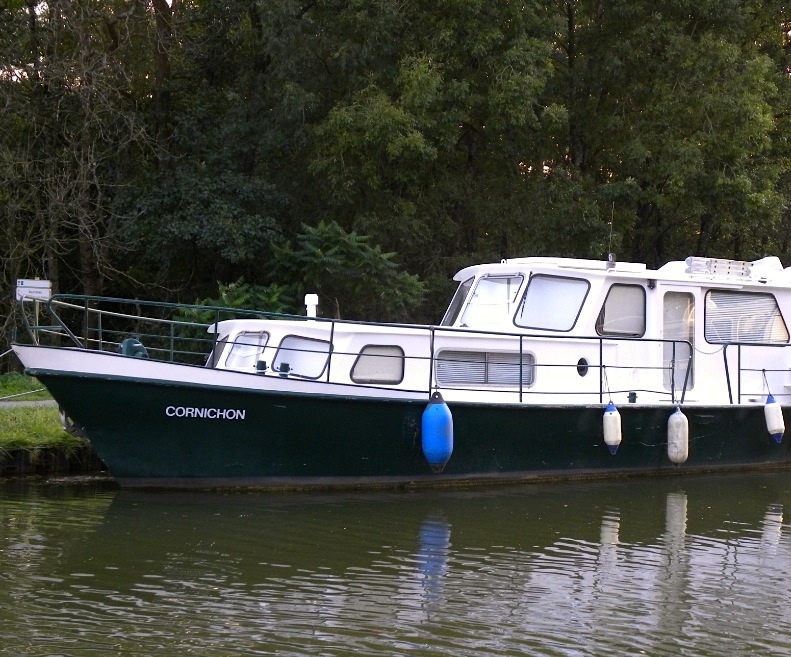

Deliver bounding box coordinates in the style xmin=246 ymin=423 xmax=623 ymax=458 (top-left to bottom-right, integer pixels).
xmin=459 ymin=275 xmax=524 ymax=328
xmin=440 ymin=278 xmax=474 ymax=326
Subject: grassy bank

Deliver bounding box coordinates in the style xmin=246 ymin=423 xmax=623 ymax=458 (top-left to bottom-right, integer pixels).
xmin=0 ymin=372 xmax=52 ymax=402
xmin=0 ymin=374 xmax=85 ymax=450
xmin=0 ymin=406 xmax=85 ymax=450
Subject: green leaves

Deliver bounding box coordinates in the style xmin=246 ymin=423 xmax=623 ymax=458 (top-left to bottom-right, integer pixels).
xmin=312 ymin=84 xmax=438 ymax=197
xmin=3 ymin=0 xmax=791 ymax=340
xmin=546 ymin=0 xmax=788 ymax=264
xmin=271 ymin=221 xmax=425 ymax=321
xmin=129 ymin=170 xmax=279 ymax=264
xmin=197 ymin=280 xmax=293 ymax=315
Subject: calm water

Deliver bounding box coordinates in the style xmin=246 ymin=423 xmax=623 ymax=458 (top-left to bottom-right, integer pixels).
xmin=2 ymin=473 xmax=791 ymax=656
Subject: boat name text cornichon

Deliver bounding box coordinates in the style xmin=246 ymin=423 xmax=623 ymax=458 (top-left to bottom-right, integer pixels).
xmin=165 ymin=406 xmax=246 ymax=420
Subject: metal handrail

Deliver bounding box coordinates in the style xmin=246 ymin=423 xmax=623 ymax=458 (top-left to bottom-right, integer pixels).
xmin=722 ymin=342 xmax=791 ymax=403
xmin=19 ymin=294 xmax=700 ymax=403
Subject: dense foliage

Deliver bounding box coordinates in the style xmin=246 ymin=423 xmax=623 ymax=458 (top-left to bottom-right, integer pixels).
xmin=2 ymin=0 xmax=791 ymax=360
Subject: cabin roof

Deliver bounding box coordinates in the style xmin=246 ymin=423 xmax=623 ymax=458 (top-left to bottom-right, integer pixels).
xmin=454 ymin=255 xmax=791 ymax=287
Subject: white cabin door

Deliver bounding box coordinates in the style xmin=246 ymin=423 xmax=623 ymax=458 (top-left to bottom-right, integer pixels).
xmin=663 ymin=292 xmax=695 ymax=394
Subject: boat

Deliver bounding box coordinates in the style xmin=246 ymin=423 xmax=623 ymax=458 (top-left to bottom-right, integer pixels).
xmin=10 ymin=254 xmax=791 ymax=489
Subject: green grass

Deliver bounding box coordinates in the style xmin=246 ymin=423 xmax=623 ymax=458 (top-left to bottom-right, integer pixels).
xmin=0 ymin=374 xmax=84 ymax=450
xmin=0 ymin=405 xmax=85 ymax=450
xmin=0 ymin=372 xmax=53 ymax=402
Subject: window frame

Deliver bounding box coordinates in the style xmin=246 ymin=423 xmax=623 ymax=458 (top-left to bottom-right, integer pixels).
xmin=272 ymin=334 xmax=332 ymax=379
xmin=458 ymin=274 xmax=525 ymax=328
xmin=435 ymin=350 xmax=537 ymax=388
xmin=704 ymin=289 xmax=789 ymax=345
xmin=595 ymin=284 xmax=647 ymax=338
xmin=514 ymin=274 xmax=591 ymax=332
xmin=441 ymin=277 xmax=474 ymax=326
xmin=223 ymin=331 xmax=270 ymax=369
xmin=350 ymin=345 xmax=406 ymax=384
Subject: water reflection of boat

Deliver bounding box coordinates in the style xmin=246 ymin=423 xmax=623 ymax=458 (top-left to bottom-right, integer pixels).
xmin=5 ymin=473 xmax=788 ymax=578
xmin=4 ymin=473 xmax=791 ymax=655
xmin=12 ymin=255 xmax=791 ymax=488
xmin=68 ymin=473 xmax=789 ymax=575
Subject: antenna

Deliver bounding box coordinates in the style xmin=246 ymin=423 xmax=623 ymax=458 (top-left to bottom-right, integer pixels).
xmin=605 ymin=202 xmax=616 ymax=267
xmin=608 ymin=202 xmax=614 ymax=255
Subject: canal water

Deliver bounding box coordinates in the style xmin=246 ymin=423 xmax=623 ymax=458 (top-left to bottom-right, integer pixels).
xmin=2 ymin=472 xmax=791 ymax=656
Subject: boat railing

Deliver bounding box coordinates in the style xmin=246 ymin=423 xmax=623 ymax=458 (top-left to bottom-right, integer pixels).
xmin=18 ymin=294 xmax=306 ymax=366
xmin=721 ymin=343 xmax=791 ymax=404
xmin=426 ymin=326 xmax=694 ymax=405
xmin=16 ymin=294 xmax=709 ymax=405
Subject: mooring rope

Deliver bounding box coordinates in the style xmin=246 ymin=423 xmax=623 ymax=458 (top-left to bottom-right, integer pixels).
xmin=0 ymin=389 xmax=47 ymax=402
xmin=602 ymin=364 xmax=614 ymax=403
xmin=0 ymin=348 xmax=48 ymax=400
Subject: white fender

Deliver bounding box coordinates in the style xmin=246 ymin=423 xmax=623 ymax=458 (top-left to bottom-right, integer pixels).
xmin=667 ymin=408 xmax=689 ymax=465
xmin=764 ymin=394 xmax=785 ymax=444
xmin=603 ymin=402 xmax=622 ymax=455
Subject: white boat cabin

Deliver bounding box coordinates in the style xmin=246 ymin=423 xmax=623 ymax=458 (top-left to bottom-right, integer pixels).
xmin=209 ymin=255 xmax=791 ymax=407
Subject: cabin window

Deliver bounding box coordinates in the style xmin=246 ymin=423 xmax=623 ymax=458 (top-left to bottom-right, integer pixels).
xmin=441 ymin=277 xmax=474 ymax=326
xmin=350 ymin=345 xmax=405 ymax=384
xmin=435 ymin=350 xmax=536 ymax=387
xmin=514 ymin=275 xmax=590 ymax=331
xmin=273 ymin=335 xmax=331 ymax=379
xmin=224 ymin=331 xmax=269 ymax=369
xmin=596 ymin=284 xmax=646 ymax=337
xmin=704 ymin=290 xmax=789 ymax=344
xmin=663 ymin=292 xmax=695 ymax=391
xmin=459 ymin=275 xmax=524 ymax=328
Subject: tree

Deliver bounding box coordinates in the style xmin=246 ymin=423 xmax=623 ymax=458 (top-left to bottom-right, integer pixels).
xmin=541 ymin=0 xmax=788 ymax=265
xmin=270 ymin=221 xmax=425 ymax=321
xmin=306 ymin=0 xmax=559 ymax=292
xmin=0 ymin=0 xmax=153 ymax=364
xmin=1 ymin=0 xmax=153 ymax=291
xmin=114 ymin=0 xmax=284 ymax=298
xmin=3 ymin=0 xmax=791 ymax=348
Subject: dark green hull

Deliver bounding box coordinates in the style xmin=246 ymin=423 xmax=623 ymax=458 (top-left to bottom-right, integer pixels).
xmin=34 ymin=371 xmax=791 ymax=489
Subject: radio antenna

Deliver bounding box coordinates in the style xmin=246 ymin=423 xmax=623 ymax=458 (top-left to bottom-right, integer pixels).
xmin=607 ymin=203 xmax=615 ymax=257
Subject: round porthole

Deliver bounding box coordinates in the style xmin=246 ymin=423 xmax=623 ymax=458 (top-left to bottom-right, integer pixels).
xmin=577 ymin=358 xmax=589 ymax=377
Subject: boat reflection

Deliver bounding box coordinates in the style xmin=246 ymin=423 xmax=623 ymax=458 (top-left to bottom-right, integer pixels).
xmin=2 ymin=472 xmax=791 ymax=656
xmin=396 ymin=516 xmax=452 ymax=623
xmin=3 ymin=473 xmax=790 ymax=582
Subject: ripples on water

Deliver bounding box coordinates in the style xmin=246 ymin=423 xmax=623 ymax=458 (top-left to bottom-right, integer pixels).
xmin=2 ymin=473 xmax=791 ymax=656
